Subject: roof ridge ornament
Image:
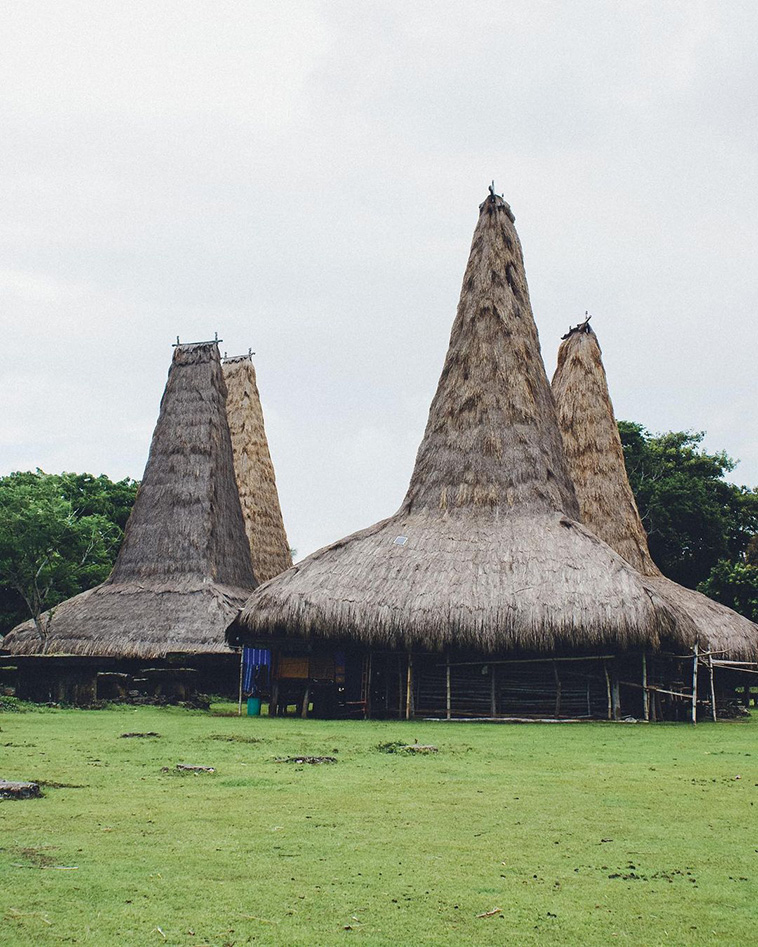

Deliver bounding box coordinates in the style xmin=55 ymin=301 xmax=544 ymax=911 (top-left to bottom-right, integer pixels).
xmin=561 ymin=312 xmax=592 ymax=340
xmin=173 ymin=332 xmax=222 ymax=348
xmin=222 ymin=348 xmax=256 ymax=363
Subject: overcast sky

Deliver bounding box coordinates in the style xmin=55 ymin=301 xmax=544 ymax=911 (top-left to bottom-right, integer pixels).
xmin=1 ymin=1 xmax=756 ymax=560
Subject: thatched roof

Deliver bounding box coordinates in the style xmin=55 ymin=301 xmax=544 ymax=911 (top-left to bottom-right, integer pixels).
xmin=4 ymin=342 xmax=257 ymax=658
xmin=229 ymin=193 xmax=674 ymax=654
xmin=551 ymin=320 xmax=660 ymax=577
xmin=551 ymin=322 xmax=758 ymax=658
xmin=222 ymin=354 xmax=292 ymax=583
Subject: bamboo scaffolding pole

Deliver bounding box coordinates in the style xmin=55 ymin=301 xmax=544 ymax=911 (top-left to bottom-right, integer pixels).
xmin=708 ymin=653 xmax=717 ymax=723
xmin=713 ymin=658 xmax=758 ymax=674
xmin=617 ymin=679 xmax=710 ymax=702
xmin=435 ymin=654 xmax=614 ymax=668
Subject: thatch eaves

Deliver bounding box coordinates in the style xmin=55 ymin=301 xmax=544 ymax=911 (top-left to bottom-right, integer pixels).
xmin=222 ymin=354 xmax=292 ymax=583
xmin=551 ymin=322 xmax=758 ymax=659
xmin=4 ymin=341 xmax=256 ymax=658
xmin=229 ymin=194 xmax=675 ymax=654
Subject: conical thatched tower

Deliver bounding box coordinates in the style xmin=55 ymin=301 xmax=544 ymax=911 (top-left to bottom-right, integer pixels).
xmin=222 ymin=354 xmax=292 ymax=583
xmin=551 ymin=322 xmax=758 ymax=659
xmin=4 ymin=341 xmax=257 ymax=658
xmin=229 ymin=193 xmax=672 ymax=657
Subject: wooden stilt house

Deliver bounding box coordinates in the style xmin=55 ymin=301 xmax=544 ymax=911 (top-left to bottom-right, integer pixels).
xmin=227 ymin=192 xmax=682 ymax=720
xmin=2 ymin=341 xmax=258 ymax=703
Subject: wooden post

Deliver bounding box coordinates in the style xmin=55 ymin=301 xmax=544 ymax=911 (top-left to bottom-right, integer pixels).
xmin=604 ymin=661 xmax=612 ymax=720
xmin=743 ymin=673 xmax=752 ymax=708
xmin=490 ymin=664 xmax=497 ymax=716
xmin=446 ymin=652 xmax=451 ymax=720
xmin=301 ymin=684 xmax=310 ymax=719
xmin=552 ymin=661 xmax=561 ymax=717
xmin=611 ymin=675 xmax=621 ymax=721
xmin=708 ymin=653 xmax=717 ymax=723
xmin=691 ymin=642 xmax=699 ymax=725
xmin=237 ymin=649 xmax=244 ymax=716
xmin=642 ymin=653 xmax=649 ymax=722
xmin=269 ymin=650 xmax=280 ymax=717
xmin=405 ymin=653 xmax=413 ymax=721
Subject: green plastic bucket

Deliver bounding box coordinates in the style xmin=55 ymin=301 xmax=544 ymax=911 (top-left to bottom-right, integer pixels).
xmin=247 ymin=697 xmax=262 ymax=717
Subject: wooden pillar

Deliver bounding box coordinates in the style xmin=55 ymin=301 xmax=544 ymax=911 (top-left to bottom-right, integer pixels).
xmin=300 ymin=683 xmax=310 ymax=719
xmin=708 ymin=652 xmax=717 ymax=722
xmin=237 ymin=649 xmax=244 ymax=716
xmin=611 ymin=675 xmax=621 ymax=721
xmin=445 ymin=652 xmax=451 ymax=720
xmin=691 ymin=642 xmax=699 ymax=725
xmin=604 ymin=661 xmax=612 ymax=720
xmin=405 ymin=652 xmax=413 ymax=721
xmin=268 ymin=651 xmax=279 ymax=717
xmin=642 ymin=653 xmax=649 ymax=722
xmin=552 ymin=661 xmax=561 ymax=717
xmin=490 ymin=664 xmax=497 ymax=717
xmin=743 ymin=673 xmax=752 ymax=708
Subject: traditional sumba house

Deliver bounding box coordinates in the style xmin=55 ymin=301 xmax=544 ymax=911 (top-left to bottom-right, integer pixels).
xmin=228 ymin=191 xmax=683 ymax=721
xmin=2 ymin=341 xmax=257 ymax=703
xmin=551 ymin=319 xmax=758 ymax=719
xmin=222 ymin=353 xmax=292 ymax=583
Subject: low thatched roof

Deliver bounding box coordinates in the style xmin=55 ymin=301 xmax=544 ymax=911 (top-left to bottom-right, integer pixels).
xmin=222 ymin=354 xmax=292 ymax=583
xmin=5 ymin=342 xmax=257 ymax=658
xmin=551 ymin=322 xmax=758 ymax=658
xmin=229 ymin=193 xmax=675 ymax=654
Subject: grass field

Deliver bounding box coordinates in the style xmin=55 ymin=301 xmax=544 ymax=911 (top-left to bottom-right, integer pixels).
xmin=1 ymin=703 xmax=756 ymax=946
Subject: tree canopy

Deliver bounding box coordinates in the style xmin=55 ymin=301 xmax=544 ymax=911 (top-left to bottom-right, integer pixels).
xmin=618 ymin=422 xmax=758 ymax=605
xmin=0 ymin=471 xmax=139 ymax=641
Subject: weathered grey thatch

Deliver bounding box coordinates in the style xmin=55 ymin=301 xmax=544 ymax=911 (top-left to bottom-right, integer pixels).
xmin=4 ymin=342 xmax=257 ymax=658
xmin=551 ymin=322 xmax=758 ymax=659
xmin=222 ymin=355 xmax=292 ymax=583
xmin=229 ymin=193 xmax=674 ymax=653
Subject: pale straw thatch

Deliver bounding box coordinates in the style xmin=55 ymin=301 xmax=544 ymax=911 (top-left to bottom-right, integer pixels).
xmin=551 ymin=322 xmax=758 ymax=658
xmin=229 ymin=193 xmax=675 ymax=653
xmin=222 ymin=355 xmax=292 ymax=583
xmin=4 ymin=342 xmax=257 ymax=658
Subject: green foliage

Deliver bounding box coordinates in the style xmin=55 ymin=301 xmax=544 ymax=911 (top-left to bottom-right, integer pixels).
xmin=0 ymin=471 xmax=139 ymax=641
xmin=618 ymin=422 xmax=758 ymax=590
xmin=1 ymin=707 xmax=757 ymax=945
xmin=698 ymin=560 xmax=758 ymax=622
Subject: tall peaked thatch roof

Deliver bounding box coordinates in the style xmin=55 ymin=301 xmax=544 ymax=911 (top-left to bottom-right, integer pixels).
xmin=229 ymin=193 xmax=674 ymax=654
xmin=222 ymin=354 xmax=292 ymax=583
xmin=4 ymin=341 xmax=257 ymax=658
xmin=551 ymin=322 xmax=758 ymax=658
xmin=551 ymin=320 xmax=660 ymax=577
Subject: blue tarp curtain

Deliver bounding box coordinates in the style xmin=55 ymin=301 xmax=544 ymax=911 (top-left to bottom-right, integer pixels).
xmin=242 ymin=647 xmax=271 ymax=695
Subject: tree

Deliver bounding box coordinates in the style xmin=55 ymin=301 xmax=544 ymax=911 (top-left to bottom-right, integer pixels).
xmin=0 ymin=471 xmax=139 ymax=645
xmin=618 ymin=422 xmax=758 ymax=591
xmin=698 ymin=559 xmax=758 ymax=623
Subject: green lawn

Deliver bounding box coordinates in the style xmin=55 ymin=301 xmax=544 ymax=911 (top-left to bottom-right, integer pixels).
xmin=1 ymin=704 xmax=756 ymax=946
